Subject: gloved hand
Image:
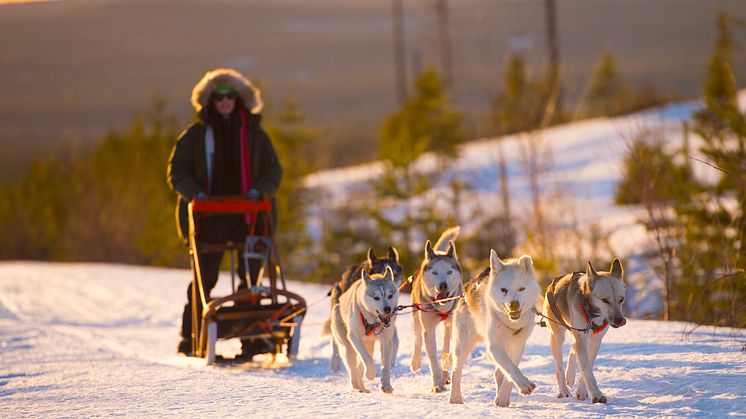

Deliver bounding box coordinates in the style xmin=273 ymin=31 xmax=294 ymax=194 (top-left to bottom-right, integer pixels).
xmin=247 ymin=188 xmax=261 ymax=200
xmin=196 ymin=192 xmax=207 ymax=201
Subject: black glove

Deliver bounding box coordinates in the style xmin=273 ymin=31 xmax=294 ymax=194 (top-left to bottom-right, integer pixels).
xmin=247 ymin=189 xmax=261 ymax=200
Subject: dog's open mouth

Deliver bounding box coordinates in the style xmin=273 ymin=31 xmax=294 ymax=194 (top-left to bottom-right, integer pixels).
xmin=378 ymin=312 xmax=394 ymax=327
xmin=435 ymin=291 xmax=450 ymax=304
xmin=508 ymin=309 xmax=522 ymax=320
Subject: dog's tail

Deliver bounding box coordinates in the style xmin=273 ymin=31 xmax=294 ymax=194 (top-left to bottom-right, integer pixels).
xmin=321 ymin=317 xmax=332 ymax=337
xmin=433 ymin=226 xmax=461 ymax=252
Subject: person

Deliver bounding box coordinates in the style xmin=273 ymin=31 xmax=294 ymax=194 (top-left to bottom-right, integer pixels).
xmin=167 ymin=68 xmax=283 ymax=356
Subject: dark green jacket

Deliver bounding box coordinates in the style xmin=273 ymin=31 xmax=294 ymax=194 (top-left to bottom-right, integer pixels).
xmin=167 ymin=112 xmax=282 ymax=241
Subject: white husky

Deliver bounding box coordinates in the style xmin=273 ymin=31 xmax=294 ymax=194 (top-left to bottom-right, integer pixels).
xmin=410 ymin=226 xmax=462 ymax=393
xmin=543 ymin=259 xmax=626 ymax=403
xmin=449 ymin=250 xmax=540 ymax=407
xmin=331 ymin=266 xmax=400 ymax=393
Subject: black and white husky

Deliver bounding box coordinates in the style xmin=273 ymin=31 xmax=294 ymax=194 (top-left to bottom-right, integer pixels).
xmin=409 ymin=226 xmax=462 ymax=393
xmin=324 ymin=247 xmax=403 ymax=372
xmin=331 ymin=267 xmax=400 ymax=393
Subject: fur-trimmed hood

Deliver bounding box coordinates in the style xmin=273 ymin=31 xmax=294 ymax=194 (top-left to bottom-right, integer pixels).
xmin=190 ymin=68 xmax=264 ymax=114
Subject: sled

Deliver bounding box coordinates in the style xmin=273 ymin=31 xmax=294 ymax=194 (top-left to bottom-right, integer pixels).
xmin=187 ymin=196 xmax=306 ymax=366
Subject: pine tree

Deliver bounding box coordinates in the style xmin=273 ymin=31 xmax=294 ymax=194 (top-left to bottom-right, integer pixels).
xmin=490 ymin=53 xmax=563 ymax=135
xmin=677 ymin=11 xmax=746 ymax=327
xmin=373 ymin=69 xmax=465 ymax=275
xmin=581 ymin=50 xmax=629 ymax=118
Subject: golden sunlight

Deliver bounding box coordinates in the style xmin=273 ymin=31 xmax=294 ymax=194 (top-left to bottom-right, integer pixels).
xmin=0 ymin=0 xmax=56 ymax=4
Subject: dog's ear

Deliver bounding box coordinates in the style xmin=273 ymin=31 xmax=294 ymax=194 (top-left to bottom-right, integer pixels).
xmin=584 ymin=260 xmax=598 ymax=292
xmin=388 ymin=246 xmax=399 ymax=262
xmin=610 ymin=258 xmax=624 ymax=280
xmin=518 ymin=254 xmax=534 ymax=273
xmin=362 ymin=269 xmax=373 ymax=285
xmin=446 ymin=240 xmax=458 ymax=259
xmin=425 ymin=240 xmax=436 ymax=259
xmin=384 ymin=266 xmax=395 ymax=283
xmin=490 ymin=249 xmax=505 ymax=273
xmin=367 ymin=248 xmax=377 ymax=265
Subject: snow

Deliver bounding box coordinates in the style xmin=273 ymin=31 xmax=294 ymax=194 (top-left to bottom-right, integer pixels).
xmin=1 ymin=261 xmax=744 ymax=417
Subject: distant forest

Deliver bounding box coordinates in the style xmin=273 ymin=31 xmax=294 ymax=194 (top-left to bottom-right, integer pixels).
xmin=1 ymin=0 xmax=745 ymax=182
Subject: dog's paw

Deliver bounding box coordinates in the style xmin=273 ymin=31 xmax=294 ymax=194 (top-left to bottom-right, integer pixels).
xmin=592 ymin=394 xmax=607 ymax=404
xmin=576 ymin=391 xmax=588 ymax=401
xmin=330 ymin=357 xmax=340 ymax=373
xmin=442 ymin=370 xmax=451 ymax=385
xmin=364 ymin=363 xmax=376 ymax=381
xmin=431 ymin=384 xmax=447 ymax=393
xmin=449 ymin=394 xmax=464 ymax=404
xmin=557 ymin=390 xmax=570 ymax=398
xmin=494 ymin=396 xmax=511 ymax=407
xmin=411 ymin=354 xmax=421 ymax=372
xmin=516 ymin=379 xmax=537 ymax=395
xmin=381 ymin=383 xmax=393 ymax=394
xmin=356 ymin=387 xmax=370 ymax=393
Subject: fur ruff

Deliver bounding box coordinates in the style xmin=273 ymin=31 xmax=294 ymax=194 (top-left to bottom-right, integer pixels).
xmin=191 ymin=68 xmax=264 ymax=114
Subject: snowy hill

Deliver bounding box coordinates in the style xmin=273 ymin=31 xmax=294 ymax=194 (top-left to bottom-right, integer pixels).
xmin=1 ymin=262 xmax=744 ymax=417
xmin=305 ymin=91 xmax=746 ymax=319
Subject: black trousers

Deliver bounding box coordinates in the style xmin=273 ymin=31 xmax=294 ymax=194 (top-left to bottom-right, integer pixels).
xmin=180 ymin=215 xmax=263 ymax=342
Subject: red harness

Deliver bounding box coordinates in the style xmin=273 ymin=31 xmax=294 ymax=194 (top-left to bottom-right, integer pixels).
xmin=549 ymin=277 xmax=608 ymax=335
xmin=413 ymin=303 xmax=451 ymax=321
xmin=360 ymin=312 xmax=382 ymax=336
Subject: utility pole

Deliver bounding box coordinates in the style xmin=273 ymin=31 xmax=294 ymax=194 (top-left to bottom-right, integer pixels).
xmin=392 ymin=0 xmax=408 ymax=105
xmin=545 ymin=0 xmax=561 ymax=109
xmin=435 ymin=0 xmax=453 ymax=88
xmin=545 ymin=0 xmax=559 ymax=73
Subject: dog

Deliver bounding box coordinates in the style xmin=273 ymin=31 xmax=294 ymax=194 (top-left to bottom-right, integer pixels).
xmin=331 ymin=266 xmax=400 ymax=393
xmin=324 ymin=247 xmax=403 ymax=372
xmin=449 ymin=250 xmax=540 ymax=406
xmin=543 ymin=258 xmax=626 ymax=403
xmin=409 ymin=226 xmax=462 ymax=393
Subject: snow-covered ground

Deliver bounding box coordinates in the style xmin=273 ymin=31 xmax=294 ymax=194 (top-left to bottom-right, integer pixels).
xmin=1 ymin=262 xmax=744 ymax=417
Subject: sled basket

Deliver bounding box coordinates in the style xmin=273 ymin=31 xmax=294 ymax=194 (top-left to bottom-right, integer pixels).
xmin=186 ymin=197 xmax=306 ymax=365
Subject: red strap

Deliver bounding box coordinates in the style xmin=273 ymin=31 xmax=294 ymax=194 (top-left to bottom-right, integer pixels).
xmin=413 ymin=303 xmax=451 ymax=321
xmin=360 ymin=312 xmax=380 ymax=336
xmin=580 ymin=300 xmax=608 ymax=335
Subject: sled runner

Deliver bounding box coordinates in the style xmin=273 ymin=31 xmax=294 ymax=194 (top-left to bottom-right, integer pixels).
xmin=187 ymin=197 xmax=306 ymax=366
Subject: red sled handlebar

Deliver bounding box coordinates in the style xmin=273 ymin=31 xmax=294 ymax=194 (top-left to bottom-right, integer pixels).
xmin=189 ymin=197 xmax=272 ymax=214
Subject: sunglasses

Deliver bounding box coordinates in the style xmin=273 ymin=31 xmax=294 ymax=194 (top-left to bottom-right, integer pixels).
xmin=213 ymin=92 xmax=237 ymax=102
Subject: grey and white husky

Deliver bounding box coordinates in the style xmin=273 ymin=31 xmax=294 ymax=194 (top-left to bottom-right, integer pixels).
xmin=449 ymin=250 xmax=540 ymax=407
xmin=331 ymin=266 xmax=400 ymax=393
xmin=543 ymin=259 xmax=626 ymax=403
xmin=410 ymin=226 xmax=462 ymax=393
xmin=324 ymin=247 xmax=403 ymax=373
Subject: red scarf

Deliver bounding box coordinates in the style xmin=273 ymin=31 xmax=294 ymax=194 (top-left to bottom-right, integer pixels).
xmin=238 ymin=109 xmax=253 ymax=196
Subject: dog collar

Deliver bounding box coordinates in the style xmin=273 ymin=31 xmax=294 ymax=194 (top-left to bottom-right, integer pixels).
xmin=580 ymin=298 xmax=608 ymax=334
xmin=359 ymin=312 xmax=382 ymax=336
